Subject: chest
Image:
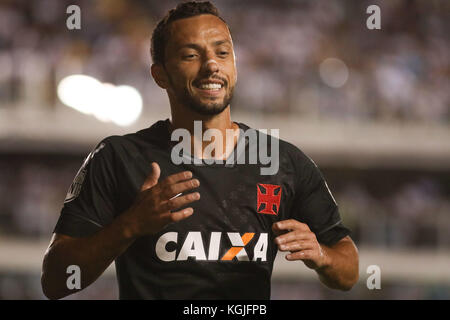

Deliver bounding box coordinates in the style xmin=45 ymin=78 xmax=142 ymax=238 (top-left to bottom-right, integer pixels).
xmin=117 ymin=149 xmax=297 ymax=263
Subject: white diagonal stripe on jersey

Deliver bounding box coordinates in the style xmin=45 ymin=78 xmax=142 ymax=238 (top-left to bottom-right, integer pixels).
xmin=227 ymin=232 xmax=244 ymax=246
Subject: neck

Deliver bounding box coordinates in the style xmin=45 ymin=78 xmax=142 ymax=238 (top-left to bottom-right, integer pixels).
xmin=169 ymin=104 xmax=239 ymax=160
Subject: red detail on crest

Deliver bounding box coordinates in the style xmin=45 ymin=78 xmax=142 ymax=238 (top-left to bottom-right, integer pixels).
xmin=257 ymin=184 xmax=282 ymax=215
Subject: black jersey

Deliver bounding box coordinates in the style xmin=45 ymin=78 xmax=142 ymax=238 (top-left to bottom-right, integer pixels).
xmin=54 ymin=119 xmax=350 ymax=299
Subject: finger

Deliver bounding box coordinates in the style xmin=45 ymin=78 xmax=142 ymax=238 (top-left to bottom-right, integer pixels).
xmin=157 ymin=170 xmax=194 ymax=192
xmin=160 ymin=178 xmax=200 ymax=200
xmin=272 ymin=228 xmax=285 ymax=237
xmin=158 ymin=192 xmax=200 ymax=213
xmin=271 ymin=222 xmax=287 ymax=237
xmin=159 ymin=207 xmax=194 ymax=225
xmin=272 ymin=219 xmax=309 ymax=232
xmin=278 ymin=241 xmax=314 ymax=252
xmin=275 ymin=230 xmax=313 ymax=245
xmin=140 ymin=162 xmax=161 ymax=191
xmin=286 ymin=249 xmax=314 ymax=261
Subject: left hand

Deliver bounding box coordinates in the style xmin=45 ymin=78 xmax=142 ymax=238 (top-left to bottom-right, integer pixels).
xmin=272 ymin=219 xmax=329 ymax=270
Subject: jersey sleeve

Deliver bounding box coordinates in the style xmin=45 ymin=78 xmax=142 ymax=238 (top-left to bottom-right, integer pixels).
xmin=289 ymin=150 xmax=351 ymax=246
xmin=53 ymin=139 xmax=118 ymax=237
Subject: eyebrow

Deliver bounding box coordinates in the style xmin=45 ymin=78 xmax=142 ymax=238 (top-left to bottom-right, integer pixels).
xmin=177 ymin=39 xmax=232 ymax=51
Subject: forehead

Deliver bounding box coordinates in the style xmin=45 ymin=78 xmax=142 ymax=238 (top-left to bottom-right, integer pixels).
xmin=166 ymin=14 xmax=232 ymax=48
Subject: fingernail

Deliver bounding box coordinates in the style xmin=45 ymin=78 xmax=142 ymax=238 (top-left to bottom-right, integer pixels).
xmin=186 ymin=171 xmax=193 ymax=178
xmin=184 ymin=208 xmax=193 ymax=215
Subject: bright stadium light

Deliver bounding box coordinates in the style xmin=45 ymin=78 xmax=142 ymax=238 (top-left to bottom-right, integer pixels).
xmin=57 ymin=74 xmax=143 ymax=126
xmin=107 ymin=85 xmax=143 ymax=126
xmin=57 ymin=74 xmax=102 ymax=114
xmin=319 ymin=57 xmax=349 ymax=88
xmin=94 ymin=83 xmax=117 ymax=123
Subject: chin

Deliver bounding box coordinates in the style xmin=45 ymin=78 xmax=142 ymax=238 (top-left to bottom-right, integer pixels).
xmin=176 ymin=87 xmax=234 ymax=116
xmin=188 ymin=102 xmax=229 ymax=116
xmin=186 ymin=94 xmax=231 ymax=115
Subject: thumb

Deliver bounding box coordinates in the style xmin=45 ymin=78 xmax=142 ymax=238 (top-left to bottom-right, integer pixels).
xmin=140 ymin=162 xmax=161 ymax=191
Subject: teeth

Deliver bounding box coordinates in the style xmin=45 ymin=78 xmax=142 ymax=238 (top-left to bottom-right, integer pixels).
xmin=200 ymin=83 xmax=222 ymax=90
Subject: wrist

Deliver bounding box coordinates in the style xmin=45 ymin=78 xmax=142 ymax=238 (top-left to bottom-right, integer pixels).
xmin=315 ymin=245 xmax=332 ymax=271
xmin=115 ymin=210 xmax=140 ymax=241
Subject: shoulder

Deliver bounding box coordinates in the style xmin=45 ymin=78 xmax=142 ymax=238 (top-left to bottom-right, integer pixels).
xmin=96 ymin=119 xmax=169 ymax=157
xmin=237 ymin=121 xmax=316 ymax=170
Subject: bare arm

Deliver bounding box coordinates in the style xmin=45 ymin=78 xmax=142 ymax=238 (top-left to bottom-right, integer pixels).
xmin=41 ymin=217 xmax=137 ymax=300
xmin=41 ymin=163 xmax=200 ymax=299
xmin=273 ymin=219 xmax=359 ymax=291
xmin=314 ymin=236 xmax=359 ymax=290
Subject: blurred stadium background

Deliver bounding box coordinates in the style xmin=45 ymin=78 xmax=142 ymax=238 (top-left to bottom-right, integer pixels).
xmin=0 ymin=0 xmax=449 ymax=299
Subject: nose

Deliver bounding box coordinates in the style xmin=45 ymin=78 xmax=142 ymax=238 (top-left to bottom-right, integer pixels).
xmin=202 ymin=56 xmax=219 ymax=74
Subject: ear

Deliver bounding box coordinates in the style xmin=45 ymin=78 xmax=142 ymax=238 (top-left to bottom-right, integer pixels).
xmin=151 ymin=63 xmax=169 ymax=89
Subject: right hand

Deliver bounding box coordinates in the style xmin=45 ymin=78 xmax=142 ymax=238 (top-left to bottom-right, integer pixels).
xmin=123 ymin=162 xmax=200 ymax=237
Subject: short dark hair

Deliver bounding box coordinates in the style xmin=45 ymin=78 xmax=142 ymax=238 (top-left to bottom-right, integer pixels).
xmin=151 ymin=1 xmax=228 ymax=65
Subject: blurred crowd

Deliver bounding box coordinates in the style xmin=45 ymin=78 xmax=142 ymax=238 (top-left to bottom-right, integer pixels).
xmin=0 ymin=0 xmax=448 ymax=123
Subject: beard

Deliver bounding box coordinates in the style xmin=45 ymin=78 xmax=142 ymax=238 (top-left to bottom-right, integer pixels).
xmin=168 ymin=74 xmax=235 ymax=116
xmin=184 ymin=87 xmax=234 ymax=115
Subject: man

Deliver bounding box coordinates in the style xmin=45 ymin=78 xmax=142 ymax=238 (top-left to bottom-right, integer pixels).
xmin=41 ymin=1 xmax=358 ymax=299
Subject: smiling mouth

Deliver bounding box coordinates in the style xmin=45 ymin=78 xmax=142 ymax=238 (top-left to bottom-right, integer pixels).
xmin=193 ymin=82 xmax=225 ymax=98
xmin=194 ymin=79 xmax=226 ymax=92
xmin=196 ymin=83 xmax=223 ymax=91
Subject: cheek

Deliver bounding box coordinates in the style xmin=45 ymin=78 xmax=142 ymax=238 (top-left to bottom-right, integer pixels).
xmin=225 ymin=61 xmax=237 ymax=86
xmin=167 ymin=62 xmax=196 ymax=86
xmin=232 ymin=70 xmax=237 ymax=85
